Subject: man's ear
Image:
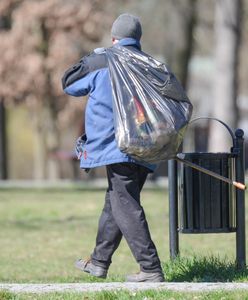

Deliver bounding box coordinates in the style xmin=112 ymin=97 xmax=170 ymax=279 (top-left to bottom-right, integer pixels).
xmin=112 ymin=38 xmax=119 ymax=45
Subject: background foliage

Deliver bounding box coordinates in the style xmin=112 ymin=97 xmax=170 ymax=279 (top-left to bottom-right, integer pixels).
xmin=0 ymin=0 xmax=247 ymax=180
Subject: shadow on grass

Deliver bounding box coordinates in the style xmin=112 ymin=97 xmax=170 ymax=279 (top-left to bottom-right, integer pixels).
xmin=163 ymin=255 xmax=248 ymax=282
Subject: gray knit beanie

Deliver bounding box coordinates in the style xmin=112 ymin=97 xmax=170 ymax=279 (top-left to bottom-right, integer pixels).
xmin=111 ymin=13 xmax=142 ymax=41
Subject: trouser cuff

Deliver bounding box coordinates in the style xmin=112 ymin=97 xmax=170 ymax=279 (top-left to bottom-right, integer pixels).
xmin=91 ymin=256 xmax=110 ymax=270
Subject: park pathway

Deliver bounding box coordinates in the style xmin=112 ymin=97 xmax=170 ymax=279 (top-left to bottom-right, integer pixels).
xmin=1 ymin=282 xmax=248 ymax=293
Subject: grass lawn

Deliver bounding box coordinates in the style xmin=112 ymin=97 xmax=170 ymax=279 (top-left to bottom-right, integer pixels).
xmin=1 ymin=289 xmax=248 ymax=300
xmin=0 ymin=188 xmax=247 ymax=299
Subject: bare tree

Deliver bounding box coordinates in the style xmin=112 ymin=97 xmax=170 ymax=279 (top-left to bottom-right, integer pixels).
xmin=208 ymin=0 xmax=243 ymax=151
xmin=0 ymin=0 xmax=110 ymax=179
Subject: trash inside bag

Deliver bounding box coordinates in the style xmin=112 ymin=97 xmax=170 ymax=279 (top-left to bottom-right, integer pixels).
xmin=106 ymin=45 xmax=193 ymax=163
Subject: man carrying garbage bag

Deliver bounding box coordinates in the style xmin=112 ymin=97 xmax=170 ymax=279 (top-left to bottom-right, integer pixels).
xmin=62 ymin=14 xmax=165 ymax=282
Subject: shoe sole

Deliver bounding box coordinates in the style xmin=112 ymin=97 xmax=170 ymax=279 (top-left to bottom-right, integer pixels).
xmin=126 ymin=274 xmax=165 ymax=282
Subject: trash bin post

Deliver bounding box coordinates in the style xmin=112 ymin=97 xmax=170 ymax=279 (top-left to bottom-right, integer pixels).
xmin=234 ymin=129 xmax=246 ymax=269
xmin=168 ymin=159 xmax=179 ymax=259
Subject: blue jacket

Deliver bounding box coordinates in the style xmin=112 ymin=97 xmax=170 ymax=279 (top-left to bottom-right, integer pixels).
xmin=62 ymin=38 xmax=155 ymax=171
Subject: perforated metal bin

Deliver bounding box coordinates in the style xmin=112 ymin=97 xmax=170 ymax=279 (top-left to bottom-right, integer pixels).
xmin=179 ymin=152 xmax=236 ymax=233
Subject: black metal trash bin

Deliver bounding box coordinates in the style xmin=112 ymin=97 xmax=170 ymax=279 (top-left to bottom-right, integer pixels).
xmin=179 ymin=152 xmax=236 ymax=233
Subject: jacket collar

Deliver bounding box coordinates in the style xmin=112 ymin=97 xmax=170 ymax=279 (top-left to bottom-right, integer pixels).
xmin=116 ymin=38 xmax=141 ymax=50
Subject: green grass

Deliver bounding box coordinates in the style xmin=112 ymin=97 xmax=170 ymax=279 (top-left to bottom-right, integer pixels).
xmin=1 ymin=289 xmax=248 ymax=300
xmin=163 ymin=255 xmax=248 ymax=282
xmin=0 ymin=188 xmax=247 ymax=298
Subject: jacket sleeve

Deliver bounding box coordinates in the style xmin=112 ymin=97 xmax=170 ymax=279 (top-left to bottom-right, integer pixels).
xmin=62 ymin=49 xmax=107 ymax=97
xmin=62 ymin=56 xmax=91 ymax=97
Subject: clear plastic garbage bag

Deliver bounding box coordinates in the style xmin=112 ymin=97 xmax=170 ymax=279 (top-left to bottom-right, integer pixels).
xmin=106 ymin=45 xmax=193 ymax=163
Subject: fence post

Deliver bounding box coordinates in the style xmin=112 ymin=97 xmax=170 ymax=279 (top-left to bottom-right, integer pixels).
xmin=168 ymin=159 xmax=179 ymax=259
xmin=234 ymin=129 xmax=246 ymax=269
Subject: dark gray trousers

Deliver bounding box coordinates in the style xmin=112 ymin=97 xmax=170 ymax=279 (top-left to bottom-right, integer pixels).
xmin=91 ymin=163 xmax=162 ymax=273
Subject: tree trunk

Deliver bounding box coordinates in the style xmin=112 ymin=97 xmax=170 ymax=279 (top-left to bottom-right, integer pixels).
xmin=43 ymin=101 xmax=62 ymax=180
xmin=36 ymin=21 xmax=62 ymax=180
xmin=170 ymin=0 xmax=198 ymax=154
xmin=0 ymin=100 xmax=7 ymax=179
xmin=32 ymin=105 xmax=47 ymax=180
xmin=31 ymin=101 xmax=62 ymax=180
xmin=0 ymin=12 xmax=12 ymax=179
xmin=208 ymin=0 xmax=242 ymax=152
xmin=177 ymin=0 xmax=198 ymax=90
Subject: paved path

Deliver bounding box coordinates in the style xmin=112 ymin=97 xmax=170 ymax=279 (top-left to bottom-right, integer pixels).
xmin=1 ymin=283 xmax=248 ymax=293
